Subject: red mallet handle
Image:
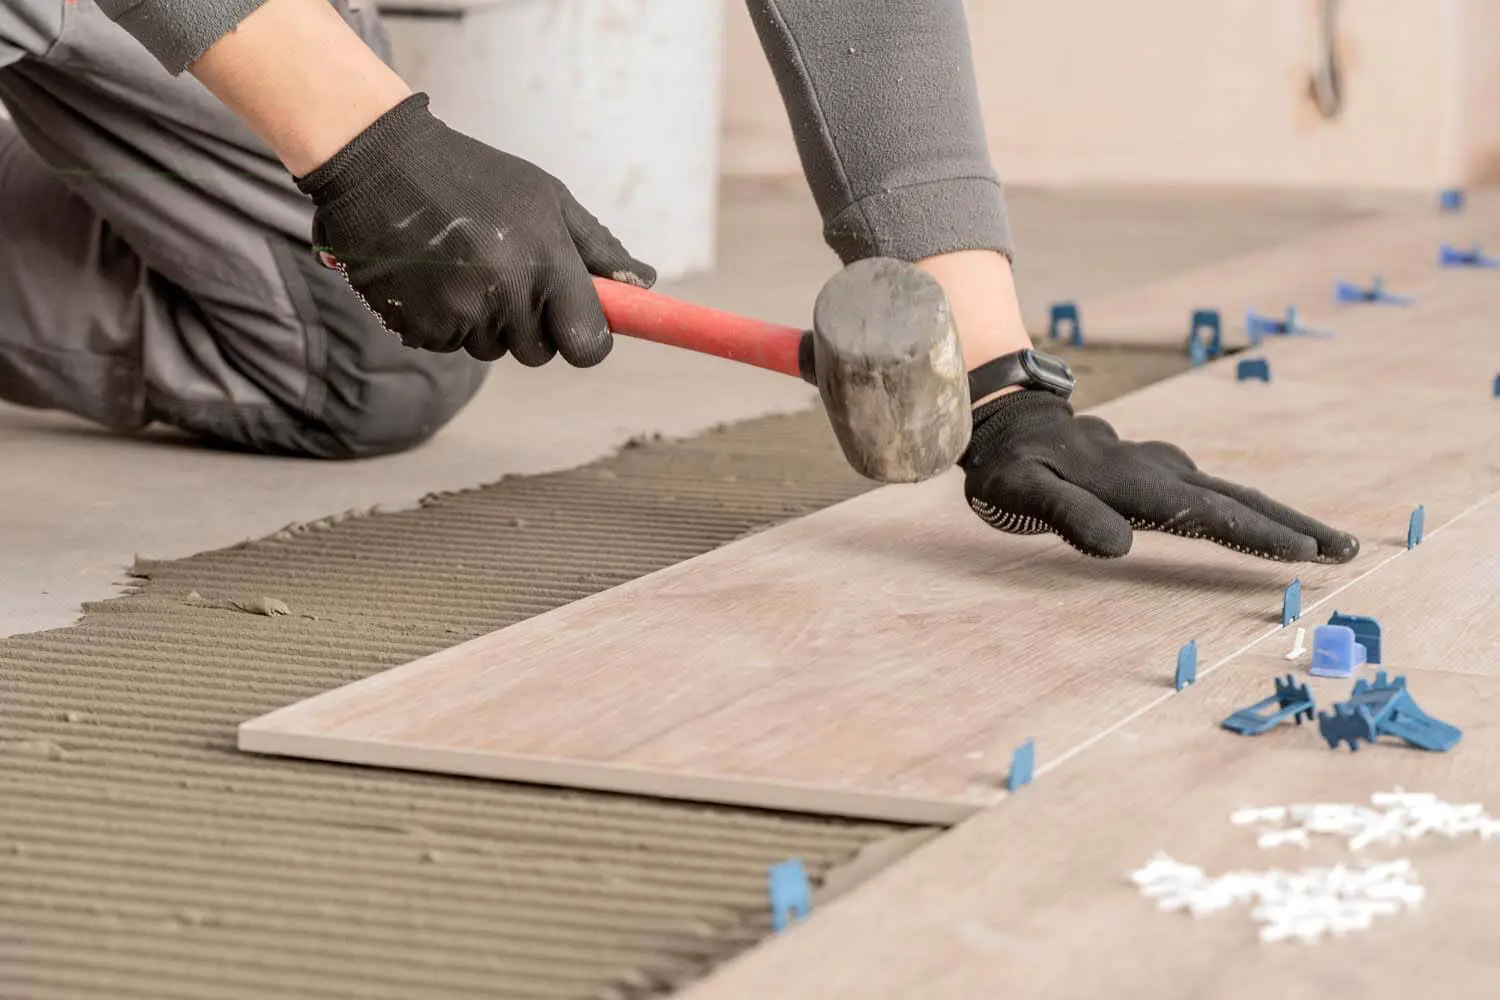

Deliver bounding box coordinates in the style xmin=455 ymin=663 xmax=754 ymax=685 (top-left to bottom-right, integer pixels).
xmin=593 ymin=277 xmax=812 ymax=383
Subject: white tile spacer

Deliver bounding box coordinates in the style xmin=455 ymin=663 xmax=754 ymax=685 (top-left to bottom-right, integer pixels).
xmin=1284 ymin=627 xmax=1307 ymax=659
xmin=1186 ymin=889 xmax=1237 ymax=918
xmin=1300 ymin=804 xmax=1373 ymax=836
xmin=1350 ymin=812 xmax=1404 ymax=852
xmin=1134 ymin=792 xmax=1492 ymax=946
xmin=1371 ymin=789 xmax=1437 ymax=809
xmin=1403 ymin=813 xmax=1442 ymax=840
xmin=1232 ymin=806 xmax=1287 ymax=826
xmin=1354 ymin=896 xmax=1406 ymax=917
xmin=1359 ymin=859 xmax=1412 ymax=883
xmin=1427 ymin=805 xmax=1493 ymax=837
xmin=1364 ymin=880 xmax=1426 ymax=906
xmin=1129 ymin=853 xmax=1202 ymax=887
xmin=1258 ymin=827 xmax=1312 ymax=849
xmin=1290 ymin=802 xmax=1361 ymax=824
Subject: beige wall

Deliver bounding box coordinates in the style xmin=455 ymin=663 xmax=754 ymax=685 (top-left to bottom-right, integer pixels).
xmin=721 ymin=0 xmax=1499 ymax=191
xmin=1460 ymin=0 xmax=1500 ymax=183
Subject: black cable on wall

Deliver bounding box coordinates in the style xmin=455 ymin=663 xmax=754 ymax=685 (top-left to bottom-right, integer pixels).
xmin=1309 ymin=0 xmax=1344 ymax=119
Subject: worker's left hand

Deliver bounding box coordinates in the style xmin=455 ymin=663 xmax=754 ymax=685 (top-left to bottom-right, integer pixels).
xmin=959 ymin=390 xmax=1361 ymax=562
xmin=295 ymin=93 xmax=653 ymax=366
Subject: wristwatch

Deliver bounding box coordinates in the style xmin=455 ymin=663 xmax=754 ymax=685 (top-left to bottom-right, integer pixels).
xmin=968 ymin=348 xmax=1077 ymax=403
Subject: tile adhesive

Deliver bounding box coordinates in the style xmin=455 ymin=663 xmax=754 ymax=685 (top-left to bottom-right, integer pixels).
xmin=0 ymin=345 xmax=1183 ymax=999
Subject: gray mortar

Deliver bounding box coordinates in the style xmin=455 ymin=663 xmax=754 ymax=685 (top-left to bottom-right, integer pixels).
xmin=1 ymin=345 xmax=1184 ymax=999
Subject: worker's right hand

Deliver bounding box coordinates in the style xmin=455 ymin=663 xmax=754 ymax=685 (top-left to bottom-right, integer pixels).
xmin=960 ymin=390 xmax=1361 ymax=562
xmin=295 ymin=92 xmax=655 ymax=366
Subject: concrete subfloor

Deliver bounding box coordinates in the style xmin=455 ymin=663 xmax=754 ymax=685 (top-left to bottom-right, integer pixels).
xmin=0 ymin=179 xmax=1378 ymax=637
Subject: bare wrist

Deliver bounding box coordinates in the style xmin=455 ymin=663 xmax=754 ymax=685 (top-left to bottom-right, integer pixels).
xmin=189 ymin=0 xmax=413 ymax=176
xmin=913 ymin=249 xmax=1035 ymax=374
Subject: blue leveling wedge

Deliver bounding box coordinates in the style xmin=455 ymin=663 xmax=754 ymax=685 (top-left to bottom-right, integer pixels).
xmin=1175 ymin=640 xmax=1198 ymax=691
xmin=1221 ymin=675 xmax=1316 ymax=736
xmin=1378 ymin=709 xmax=1463 ymax=752
xmin=1343 ymin=674 xmax=1409 ymax=728
xmin=1351 ymin=673 xmax=1463 ymax=752
xmin=1334 ymin=278 xmax=1413 ymax=306
xmin=1187 ymin=333 xmax=1208 ymax=368
xmin=1327 ymin=611 xmax=1382 ymax=664
xmin=768 ymin=859 xmax=812 ymax=932
xmin=1236 ymin=358 xmax=1271 ymax=383
xmin=1282 ymin=579 xmax=1302 ymax=627
xmin=1189 ymin=309 xmax=1223 ymax=359
xmin=1319 ymin=672 xmax=1464 ymax=753
xmin=1246 ymin=306 xmax=1334 ymax=340
xmin=1048 ymin=302 xmax=1083 ymax=347
xmin=1439 ymin=243 xmax=1500 ymax=268
xmin=1007 ymin=738 xmax=1035 ymax=793
xmin=1318 ymin=702 xmax=1379 ymax=751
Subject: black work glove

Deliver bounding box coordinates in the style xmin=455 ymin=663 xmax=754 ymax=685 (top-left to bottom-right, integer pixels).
xmin=295 ymin=93 xmax=655 ymax=365
xmin=960 ymin=391 xmax=1361 ymax=562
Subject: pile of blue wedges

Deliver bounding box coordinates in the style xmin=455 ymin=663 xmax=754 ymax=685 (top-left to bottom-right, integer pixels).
xmin=1220 ymin=672 xmax=1462 ymax=753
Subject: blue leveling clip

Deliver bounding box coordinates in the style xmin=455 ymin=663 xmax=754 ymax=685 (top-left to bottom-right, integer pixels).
xmin=1321 ymin=673 xmax=1463 ymax=752
xmin=1188 ymin=334 xmax=1208 ymax=368
xmin=1221 ymin=674 xmax=1316 ymax=736
xmin=1358 ymin=674 xmax=1463 ymax=752
xmin=1048 ymin=301 xmax=1084 ymax=347
xmin=1327 ymin=611 xmax=1382 ymax=664
xmin=1334 ymin=277 xmax=1413 ymax=306
xmin=1407 ymin=506 xmax=1425 ymax=549
xmin=768 ymin=859 xmax=812 ymax=932
xmin=1317 ymin=701 xmax=1379 ymax=751
xmin=1439 ymin=189 xmax=1465 ymax=212
xmin=1175 ymin=640 xmax=1198 ymax=691
xmin=1189 ymin=309 xmax=1223 ymax=360
xmin=1246 ymin=306 xmax=1333 ymax=340
xmin=1245 ymin=309 xmax=1284 ymax=339
xmin=1439 ymin=243 xmax=1500 ymax=268
xmin=1345 ymin=673 xmax=1417 ymax=726
xmin=1281 ymin=579 xmax=1302 ymax=627
xmin=1007 ymin=738 xmax=1035 ymax=793
xmin=1236 ymin=358 xmax=1271 ymax=383
xmin=1309 ymin=624 xmax=1366 ymax=679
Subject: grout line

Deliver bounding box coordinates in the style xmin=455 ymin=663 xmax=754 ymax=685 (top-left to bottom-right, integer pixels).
xmin=1032 ymin=488 xmax=1500 ymax=783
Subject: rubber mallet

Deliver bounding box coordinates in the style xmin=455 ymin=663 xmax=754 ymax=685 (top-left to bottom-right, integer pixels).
xmin=594 ymin=257 xmax=970 ymax=484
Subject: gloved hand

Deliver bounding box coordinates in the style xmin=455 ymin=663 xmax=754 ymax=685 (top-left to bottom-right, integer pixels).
xmin=960 ymin=390 xmax=1361 ymax=562
xmin=295 ymin=93 xmax=655 ymax=365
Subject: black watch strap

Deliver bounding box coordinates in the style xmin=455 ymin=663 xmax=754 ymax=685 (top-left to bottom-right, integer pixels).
xmin=968 ymin=349 xmax=1076 ymax=402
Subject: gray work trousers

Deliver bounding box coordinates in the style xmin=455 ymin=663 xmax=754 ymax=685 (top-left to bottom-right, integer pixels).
xmin=0 ymin=1 xmax=487 ymax=458
xmin=0 ymin=0 xmax=1009 ymax=457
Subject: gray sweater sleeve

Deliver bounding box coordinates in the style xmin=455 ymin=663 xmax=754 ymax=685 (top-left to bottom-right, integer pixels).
xmin=96 ymin=0 xmax=270 ymax=75
xmin=746 ymin=0 xmax=1012 ymax=264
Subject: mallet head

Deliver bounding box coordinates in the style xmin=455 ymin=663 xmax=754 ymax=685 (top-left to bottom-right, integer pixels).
xmin=811 ymin=257 xmax=971 ymax=483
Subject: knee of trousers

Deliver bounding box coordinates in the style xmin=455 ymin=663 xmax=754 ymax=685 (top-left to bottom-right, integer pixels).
xmin=315 ymin=332 xmax=488 ymax=460
xmin=287 ymin=247 xmax=489 ymax=461
xmin=144 ymin=331 xmax=487 ymax=461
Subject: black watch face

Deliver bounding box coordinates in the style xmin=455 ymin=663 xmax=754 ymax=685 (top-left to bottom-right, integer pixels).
xmin=1022 ymin=350 xmax=1076 ymax=393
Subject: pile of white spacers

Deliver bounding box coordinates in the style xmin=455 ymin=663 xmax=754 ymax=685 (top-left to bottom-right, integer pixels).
xmin=1128 ymin=789 xmax=1499 ymax=944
